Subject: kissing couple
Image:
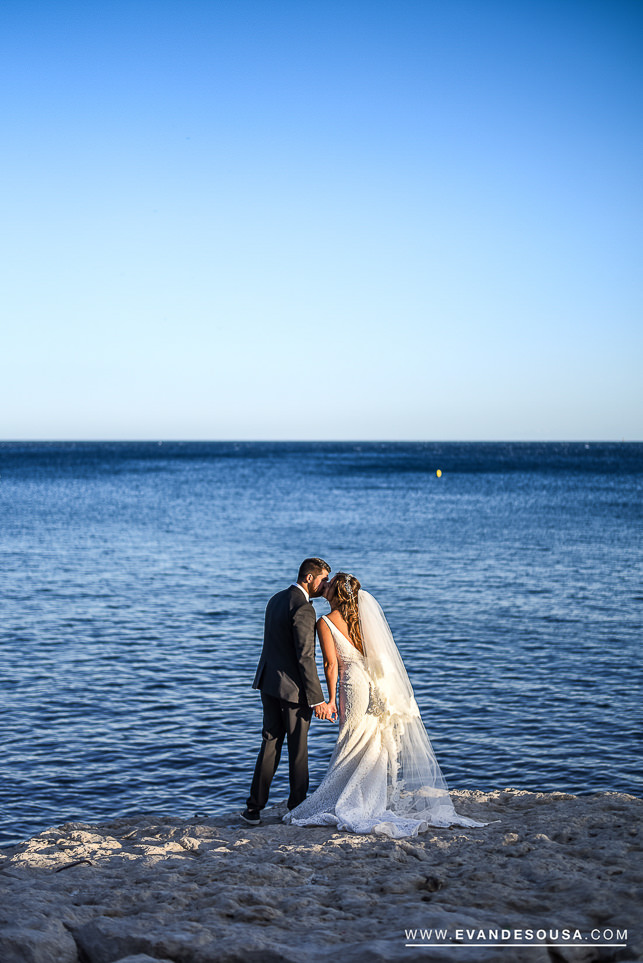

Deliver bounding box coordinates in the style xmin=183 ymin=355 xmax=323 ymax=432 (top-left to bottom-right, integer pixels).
xmin=242 ymin=557 xmax=486 ymax=838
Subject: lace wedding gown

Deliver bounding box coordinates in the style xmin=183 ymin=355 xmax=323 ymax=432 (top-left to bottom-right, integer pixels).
xmin=284 ymin=597 xmax=485 ymax=838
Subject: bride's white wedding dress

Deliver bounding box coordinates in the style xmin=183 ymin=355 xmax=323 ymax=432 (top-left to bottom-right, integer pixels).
xmin=284 ymin=591 xmax=486 ymax=838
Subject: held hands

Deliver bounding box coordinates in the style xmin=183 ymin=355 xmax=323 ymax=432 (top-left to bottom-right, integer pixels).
xmin=314 ymin=701 xmax=338 ymax=723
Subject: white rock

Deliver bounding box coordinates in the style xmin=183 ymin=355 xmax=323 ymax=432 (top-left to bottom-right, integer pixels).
xmin=113 ymin=957 xmax=175 ymax=963
xmin=0 ymin=790 xmax=640 ymax=963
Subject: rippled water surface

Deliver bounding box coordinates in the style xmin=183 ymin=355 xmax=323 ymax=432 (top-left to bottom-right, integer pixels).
xmin=1 ymin=442 xmax=641 ymax=844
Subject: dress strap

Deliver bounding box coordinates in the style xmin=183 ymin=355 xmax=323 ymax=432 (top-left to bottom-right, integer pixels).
xmin=321 ymin=614 xmax=341 ymax=637
xmin=320 ymin=615 xmax=362 ymax=653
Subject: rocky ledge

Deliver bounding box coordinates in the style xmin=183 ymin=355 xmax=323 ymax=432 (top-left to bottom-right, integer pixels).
xmin=0 ymin=789 xmax=640 ymax=963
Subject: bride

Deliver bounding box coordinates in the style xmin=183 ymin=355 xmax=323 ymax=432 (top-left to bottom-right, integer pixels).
xmin=284 ymin=572 xmax=486 ymax=838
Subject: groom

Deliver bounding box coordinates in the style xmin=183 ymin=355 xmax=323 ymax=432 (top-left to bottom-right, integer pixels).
xmin=241 ymin=557 xmax=334 ymax=825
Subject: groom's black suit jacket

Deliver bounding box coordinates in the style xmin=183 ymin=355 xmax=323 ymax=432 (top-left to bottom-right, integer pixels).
xmin=252 ymin=585 xmax=325 ymax=707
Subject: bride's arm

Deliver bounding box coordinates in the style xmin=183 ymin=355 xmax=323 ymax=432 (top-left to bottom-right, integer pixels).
xmin=316 ymin=618 xmax=338 ymax=719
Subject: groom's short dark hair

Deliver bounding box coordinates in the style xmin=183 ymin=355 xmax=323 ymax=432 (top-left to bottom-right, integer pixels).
xmin=298 ymin=557 xmax=331 ymax=581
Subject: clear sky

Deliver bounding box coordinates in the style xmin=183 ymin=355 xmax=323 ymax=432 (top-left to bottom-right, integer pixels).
xmin=1 ymin=0 xmax=641 ymax=440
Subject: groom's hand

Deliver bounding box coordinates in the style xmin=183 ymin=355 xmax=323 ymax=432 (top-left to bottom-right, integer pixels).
xmin=313 ymin=702 xmax=333 ymax=721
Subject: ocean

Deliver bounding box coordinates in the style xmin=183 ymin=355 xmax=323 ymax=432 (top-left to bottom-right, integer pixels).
xmin=1 ymin=441 xmax=641 ymax=845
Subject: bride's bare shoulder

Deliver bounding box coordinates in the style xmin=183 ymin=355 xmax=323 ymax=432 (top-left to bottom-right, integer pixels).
xmin=325 ymin=610 xmax=349 ymax=633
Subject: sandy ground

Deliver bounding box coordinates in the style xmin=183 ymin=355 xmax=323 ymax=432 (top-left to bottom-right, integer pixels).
xmin=0 ymin=789 xmax=640 ymax=963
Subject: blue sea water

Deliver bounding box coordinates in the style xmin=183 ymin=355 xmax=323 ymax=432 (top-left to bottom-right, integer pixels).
xmin=0 ymin=441 xmax=641 ymax=845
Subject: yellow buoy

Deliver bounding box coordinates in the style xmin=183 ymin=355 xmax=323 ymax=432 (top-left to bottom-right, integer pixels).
xmin=436 ymin=469 xmax=442 ymax=478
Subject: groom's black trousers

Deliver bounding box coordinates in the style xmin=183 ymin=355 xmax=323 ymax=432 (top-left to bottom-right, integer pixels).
xmin=247 ymin=692 xmax=313 ymax=812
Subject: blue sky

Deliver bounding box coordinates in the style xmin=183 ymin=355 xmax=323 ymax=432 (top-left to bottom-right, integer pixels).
xmin=1 ymin=0 xmax=641 ymax=440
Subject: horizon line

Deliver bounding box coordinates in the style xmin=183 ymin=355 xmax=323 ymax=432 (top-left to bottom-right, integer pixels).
xmin=1 ymin=438 xmax=640 ymax=445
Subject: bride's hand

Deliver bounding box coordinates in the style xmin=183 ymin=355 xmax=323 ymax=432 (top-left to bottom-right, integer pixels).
xmin=327 ymin=700 xmax=338 ymax=722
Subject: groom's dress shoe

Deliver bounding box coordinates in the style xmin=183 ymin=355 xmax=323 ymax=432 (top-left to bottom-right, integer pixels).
xmin=240 ymin=809 xmax=261 ymax=825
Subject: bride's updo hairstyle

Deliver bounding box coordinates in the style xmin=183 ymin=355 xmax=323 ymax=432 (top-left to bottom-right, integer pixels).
xmin=333 ymin=572 xmax=364 ymax=654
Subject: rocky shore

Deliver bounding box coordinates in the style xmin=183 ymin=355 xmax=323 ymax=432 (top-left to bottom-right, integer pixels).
xmin=0 ymin=789 xmax=640 ymax=963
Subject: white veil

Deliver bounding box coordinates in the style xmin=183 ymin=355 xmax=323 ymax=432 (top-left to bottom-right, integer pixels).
xmin=358 ymin=589 xmax=486 ymax=828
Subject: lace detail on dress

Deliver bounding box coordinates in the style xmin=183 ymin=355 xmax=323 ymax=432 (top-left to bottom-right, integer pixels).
xmin=283 ymin=615 xmax=486 ymax=838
